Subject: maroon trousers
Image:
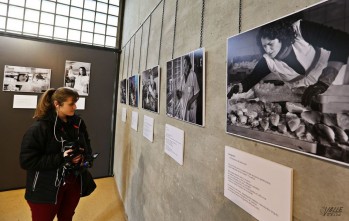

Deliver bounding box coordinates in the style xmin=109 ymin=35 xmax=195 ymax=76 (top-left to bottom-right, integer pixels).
xmin=27 ymin=174 xmax=81 ymax=221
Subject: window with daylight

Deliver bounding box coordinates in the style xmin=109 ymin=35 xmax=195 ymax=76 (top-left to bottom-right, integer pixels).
xmin=0 ymin=0 xmax=120 ymax=49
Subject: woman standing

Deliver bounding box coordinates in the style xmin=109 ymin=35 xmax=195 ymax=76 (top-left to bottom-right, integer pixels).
xmin=74 ymin=67 xmax=89 ymax=95
xmin=176 ymin=55 xmax=200 ymax=123
xmin=20 ymin=87 xmax=96 ymax=221
xmin=147 ymin=72 xmax=158 ymax=112
xmin=65 ymin=66 xmax=75 ymax=88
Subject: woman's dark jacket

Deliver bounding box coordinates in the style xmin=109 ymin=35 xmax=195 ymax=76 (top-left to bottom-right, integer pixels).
xmin=20 ymin=112 xmax=94 ymax=204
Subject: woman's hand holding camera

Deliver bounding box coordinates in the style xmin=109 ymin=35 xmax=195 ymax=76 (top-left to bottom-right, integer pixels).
xmin=63 ymin=148 xmax=84 ymax=164
xmin=72 ymin=154 xmax=84 ymax=164
xmin=63 ymin=149 xmax=73 ymax=157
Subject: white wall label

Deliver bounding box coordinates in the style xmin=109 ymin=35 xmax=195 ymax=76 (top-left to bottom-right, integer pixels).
xmin=224 ymin=146 xmax=293 ymax=221
xmin=131 ymin=111 xmax=138 ymax=131
xmin=143 ymin=115 xmax=154 ymax=142
xmin=164 ymin=124 xmax=184 ymax=165
xmin=13 ymin=95 xmax=37 ymax=109
xmin=122 ymin=107 xmax=127 ymax=122
xmin=76 ymin=97 xmax=85 ymax=110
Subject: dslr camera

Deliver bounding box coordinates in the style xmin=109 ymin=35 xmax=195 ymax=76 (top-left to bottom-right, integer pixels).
xmin=63 ymin=141 xmax=84 ymax=170
xmin=63 ymin=141 xmax=99 ymax=170
xmin=64 ymin=141 xmax=83 ymax=157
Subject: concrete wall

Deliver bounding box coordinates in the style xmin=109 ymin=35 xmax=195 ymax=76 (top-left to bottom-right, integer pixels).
xmin=114 ymin=0 xmax=349 ymax=220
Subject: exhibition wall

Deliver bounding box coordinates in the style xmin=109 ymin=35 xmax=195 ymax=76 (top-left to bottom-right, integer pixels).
xmin=114 ymin=0 xmax=349 ymax=220
xmin=0 ymin=35 xmax=118 ymax=190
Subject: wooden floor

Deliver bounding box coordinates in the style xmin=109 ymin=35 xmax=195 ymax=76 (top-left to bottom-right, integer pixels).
xmin=0 ymin=177 xmax=126 ymax=221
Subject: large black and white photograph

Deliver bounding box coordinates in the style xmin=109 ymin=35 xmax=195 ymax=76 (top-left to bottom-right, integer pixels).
xmin=3 ymin=65 xmax=51 ymax=93
xmin=166 ymin=48 xmax=205 ymax=126
xmin=128 ymin=75 xmax=139 ymax=107
xmin=64 ymin=60 xmax=91 ymax=96
xmin=120 ymin=79 xmax=127 ymax=104
xmin=141 ymin=66 xmax=160 ymax=113
xmin=226 ymin=0 xmax=349 ymax=166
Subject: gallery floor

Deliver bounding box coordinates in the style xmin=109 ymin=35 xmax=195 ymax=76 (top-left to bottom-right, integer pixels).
xmin=0 ymin=177 xmax=126 ymax=221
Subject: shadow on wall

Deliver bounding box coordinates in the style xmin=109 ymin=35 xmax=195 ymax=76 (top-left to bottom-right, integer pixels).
xmin=121 ymin=120 xmax=131 ymax=201
xmin=129 ymin=154 xmax=145 ymax=221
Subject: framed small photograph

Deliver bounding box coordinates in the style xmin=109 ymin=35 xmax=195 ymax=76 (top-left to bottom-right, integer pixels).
xmin=166 ymin=48 xmax=205 ymax=126
xmin=120 ymin=79 xmax=127 ymax=104
xmin=3 ymin=65 xmax=51 ymax=93
xmin=64 ymin=60 xmax=91 ymax=96
xmin=141 ymin=66 xmax=160 ymax=113
xmin=128 ymin=75 xmax=139 ymax=107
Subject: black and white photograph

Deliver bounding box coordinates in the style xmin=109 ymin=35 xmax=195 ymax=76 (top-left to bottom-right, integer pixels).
xmin=128 ymin=75 xmax=139 ymax=107
xmin=3 ymin=65 xmax=51 ymax=93
xmin=166 ymin=48 xmax=205 ymax=126
xmin=141 ymin=66 xmax=160 ymax=113
xmin=64 ymin=60 xmax=91 ymax=96
xmin=226 ymin=0 xmax=349 ymax=166
xmin=120 ymin=79 xmax=127 ymax=104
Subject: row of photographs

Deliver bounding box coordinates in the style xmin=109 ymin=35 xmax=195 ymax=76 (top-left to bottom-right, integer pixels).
xmin=2 ymin=60 xmax=91 ymax=96
xmin=120 ymin=0 xmax=349 ymax=167
xmin=120 ymin=48 xmax=205 ymax=127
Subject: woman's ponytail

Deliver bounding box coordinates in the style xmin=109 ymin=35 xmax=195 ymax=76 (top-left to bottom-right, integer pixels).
xmin=33 ymin=88 xmax=56 ymax=119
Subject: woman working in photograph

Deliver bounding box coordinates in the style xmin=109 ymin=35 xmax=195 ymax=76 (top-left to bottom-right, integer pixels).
xmin=20 ymin=87 xmax=96 ymax=221
xmin=227 ymin=18 xmax=349 ymax=106
xmin=65 ymin=66 xmax=75 ymax=88
xmin=120 ymin=80 xmax=127 ymax=104
xmin=74 ymin=67 xmax=89 ymax=95
xmin=17 ymin=73 xmax=35 ymax=92
xmin=144 ymin=72 xmax=158 ymax=112
xmin=176 ymin=55 xmax=200 ymax=123
xmin=17 ymin=73 xmax=29 ymax=82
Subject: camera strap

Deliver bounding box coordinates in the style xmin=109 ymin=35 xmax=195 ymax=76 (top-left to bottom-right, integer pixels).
xmin=54 ymin=114 xmax=81 ymax=145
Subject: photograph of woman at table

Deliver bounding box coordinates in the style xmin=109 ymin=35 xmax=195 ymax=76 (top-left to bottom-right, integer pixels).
xmin=227 ymin=18 xmax=349 ymax=106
